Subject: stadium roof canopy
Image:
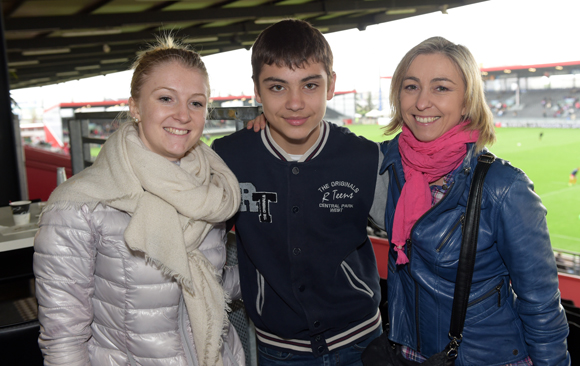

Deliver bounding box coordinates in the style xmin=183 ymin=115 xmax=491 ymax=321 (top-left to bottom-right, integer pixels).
xmin=2 ymin=0 xmax=486 ymax=90
xmin=481 ymin=60 xmax=580 ymax=81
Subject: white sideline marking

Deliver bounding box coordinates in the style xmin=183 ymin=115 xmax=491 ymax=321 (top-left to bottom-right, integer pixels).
xmin=541 ymin=186 xmax=578 ymax=198
xmin=551 ymin=234 xmax=580 ymax=243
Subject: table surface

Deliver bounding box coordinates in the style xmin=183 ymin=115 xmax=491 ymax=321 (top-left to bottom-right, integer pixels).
xmin=0 ymin=202 xmax=42 ymax=252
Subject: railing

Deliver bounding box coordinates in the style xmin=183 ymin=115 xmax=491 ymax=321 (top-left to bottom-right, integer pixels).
xmin=494 ymin=117 xmax=580 ymax=129
xmin=371 ymin=237 xmax=580 ymax=306
xmin=68 ymin=106 xmax=262 ymax=174
xmin=554 ymin=248 xmax=580 ymax=276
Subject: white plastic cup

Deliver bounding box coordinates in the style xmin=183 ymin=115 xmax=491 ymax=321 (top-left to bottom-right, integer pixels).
xmin=56 ymin=167 xmax=67 ymax=186
xmin=9 ymin=200 xmax=32 ymax=226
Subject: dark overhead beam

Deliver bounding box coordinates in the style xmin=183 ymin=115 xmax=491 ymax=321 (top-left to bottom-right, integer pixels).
xmin=7 ymin=34 xmax=252 ymax=65
xmin=7 ymin=34 xmax=253 ymax=75
xmin=9 ymin=63 xmax=128 ymax=84
xmin=145 ymin=1 xmax=181 ymax=12
xmin=78 ymin=0 xmax=116 ymax=14
xmin=9 ymin=56 xmax=134 ymax=76
xmin=372 ymin=2 xmax=480 ymax=24
xmin=4 ymin=1 xmax=395 ymax=31
xmin=10 ymin=66 xmax=126 ymax=84
xmin=4 ymin=0 xmax=475 ymax=51
xmin=373 ymin=8 xmax=445 ymax=24
xmin=3 ymin=0 xmax=26 ymax=17
xmin=8 ymin=41 xmax=254 ymax=88
xmin=7 ymin=43 xmax=137 ymax=63
xmin=6 ymin=21 xmax=267 ymax=51
xmin=6 ymin=12 xmax=370 ymax=53
xmin=9 ymin=55 xmax=133 ymax=76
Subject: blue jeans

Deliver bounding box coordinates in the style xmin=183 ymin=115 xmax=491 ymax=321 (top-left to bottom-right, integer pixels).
xmin=257 ymin=327 xmax=382 ymax=366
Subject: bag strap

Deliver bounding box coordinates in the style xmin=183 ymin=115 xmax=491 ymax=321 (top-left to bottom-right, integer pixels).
xmin=447 ymin=152 xmax=495 ymax=352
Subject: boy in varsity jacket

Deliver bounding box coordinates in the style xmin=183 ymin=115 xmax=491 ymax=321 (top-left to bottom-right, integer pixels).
xmin=213 ymin=19 xmax=385 ymax=366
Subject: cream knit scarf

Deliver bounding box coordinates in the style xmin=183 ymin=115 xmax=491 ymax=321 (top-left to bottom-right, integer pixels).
xmin=44 ymin=122 xmax=240 ymax=366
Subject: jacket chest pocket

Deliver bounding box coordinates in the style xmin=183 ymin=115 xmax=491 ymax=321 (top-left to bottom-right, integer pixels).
xmin=426 ymin=214 xmax=465 ymax=281
xmin=435 ymin=213 xmax=464 ymax=253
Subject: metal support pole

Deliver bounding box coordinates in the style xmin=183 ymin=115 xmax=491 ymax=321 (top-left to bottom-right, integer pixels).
xmin=68 ymin=119 xmax=91 ymax=174
xmin=0 ymin=5 xmax=23 ymax=206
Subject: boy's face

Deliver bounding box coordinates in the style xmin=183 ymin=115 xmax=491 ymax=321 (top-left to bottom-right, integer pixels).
xmin=254 ymin=61 xmax=336 ymax=155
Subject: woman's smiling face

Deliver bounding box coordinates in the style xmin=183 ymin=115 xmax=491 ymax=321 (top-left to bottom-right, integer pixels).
xmin=129 ymin=60 xmax=208 ymax=161
xmin=399 ymin=53 xmax=466 ymax=142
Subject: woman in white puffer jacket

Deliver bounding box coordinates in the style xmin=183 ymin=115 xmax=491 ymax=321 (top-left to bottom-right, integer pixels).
xmin=33 ymin=35 xmax=243 ymax=366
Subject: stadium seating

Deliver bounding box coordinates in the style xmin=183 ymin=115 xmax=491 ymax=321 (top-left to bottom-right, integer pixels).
xmin=485 ymin=88 xmax=580 ymax=120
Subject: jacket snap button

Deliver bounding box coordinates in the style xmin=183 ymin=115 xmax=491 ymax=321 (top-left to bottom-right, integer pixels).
xmin=298 ymin=285 xmax=305 ymax=292
xmin=315 ymin=335 xmax=321 ymax=341
xmin=314 ymin=320 xmax=320 ymax=328
xmin=292 ymin=167 xmax=299 ymax=175
xmin=317 ymin=346 xmax=324 ymax=353
xmin=292 ymin=206 xmax=299 ymax=213
xmin=293 ymin=247 xmax=301 ymax=255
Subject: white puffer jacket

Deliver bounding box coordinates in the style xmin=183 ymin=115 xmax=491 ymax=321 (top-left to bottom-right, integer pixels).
xmin=33 ymin=203 xmax=245 ymax=366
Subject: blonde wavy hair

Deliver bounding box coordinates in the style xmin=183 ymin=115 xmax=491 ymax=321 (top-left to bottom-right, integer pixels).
xmin=385 ymin=36 xmax=495 ymax=151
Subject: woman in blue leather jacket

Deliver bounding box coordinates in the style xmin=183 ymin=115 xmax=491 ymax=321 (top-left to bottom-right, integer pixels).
xmin=378 ymin=36 xmax=571 ymax=365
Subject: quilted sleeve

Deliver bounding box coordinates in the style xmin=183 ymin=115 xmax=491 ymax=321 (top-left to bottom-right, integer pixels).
xmin=33 ymin=205 xmax=96 ymax=366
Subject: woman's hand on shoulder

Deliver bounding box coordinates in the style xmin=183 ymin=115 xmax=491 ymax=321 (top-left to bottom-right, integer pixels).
xmin=246 ymin=113 xmax=267 ymax=132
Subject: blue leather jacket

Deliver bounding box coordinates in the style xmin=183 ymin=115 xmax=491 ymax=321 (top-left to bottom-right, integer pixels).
xmin=380 ymin=135 xmax=570 ymax=366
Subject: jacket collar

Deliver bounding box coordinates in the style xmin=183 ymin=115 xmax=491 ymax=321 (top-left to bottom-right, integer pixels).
xmin=379 ymin=133 xmax=401 ymax=175
xmin=380 ymin=133 xmax=485 ymax=175
xmin=261 ymin=120 xmax=329 ymax=162
xmin=380 ymin=134 xmax=488 ymax=195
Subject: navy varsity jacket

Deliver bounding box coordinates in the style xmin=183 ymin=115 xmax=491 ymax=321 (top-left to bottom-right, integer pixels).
xmin=213 ymin=121 xmax=382 ymax=357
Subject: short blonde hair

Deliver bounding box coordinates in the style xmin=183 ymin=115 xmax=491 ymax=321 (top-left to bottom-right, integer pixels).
xmin=386 ymin=36 xmax=495 ymax=151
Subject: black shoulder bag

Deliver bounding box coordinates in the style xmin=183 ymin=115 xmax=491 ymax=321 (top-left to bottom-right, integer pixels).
xmin=362 ymin=152 xmax=495 ymax=366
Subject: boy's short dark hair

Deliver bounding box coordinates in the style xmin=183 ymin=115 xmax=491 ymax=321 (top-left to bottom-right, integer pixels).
xmin=251 ymin=19 xmax=334 ymax=87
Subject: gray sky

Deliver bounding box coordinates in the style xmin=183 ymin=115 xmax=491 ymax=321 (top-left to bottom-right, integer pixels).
xmin=11 ymin=0 xmax=580 ymax=109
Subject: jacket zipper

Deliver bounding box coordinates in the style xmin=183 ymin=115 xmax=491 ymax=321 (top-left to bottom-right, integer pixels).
xmin=407 ymin=180 xmax=456 ymax=353
xmin=391 ymin=163 xmax=402 ymax=193
xmin=390 ymin=162 xmax=460 ymax=353
xmin=387 ymin=163 xmax=402 ymax=274
xmin=468 ymin=282 xmax=503 ymax=308
xmin=127 ymin=352 xmax=137 ymax=366
xmin=179 ymin=296 xmax=198 ymax=366
xmin=411 ymin=180 xmax=456 ymax=238
xmin=414 ymin=277 xmax=421 ymax=352
xmin=405 ymin=239 xmax=412 ymax=276
xmin=436 ymin=213 xmax=465 ymax=252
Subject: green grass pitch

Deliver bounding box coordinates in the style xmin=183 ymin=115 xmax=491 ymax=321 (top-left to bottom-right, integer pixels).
xmin=346 ymin=124 xmax=580 ymax=253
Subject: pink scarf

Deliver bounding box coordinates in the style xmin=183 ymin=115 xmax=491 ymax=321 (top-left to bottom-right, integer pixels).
xmin=392 ymin=122 xmax=479 ymax=264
